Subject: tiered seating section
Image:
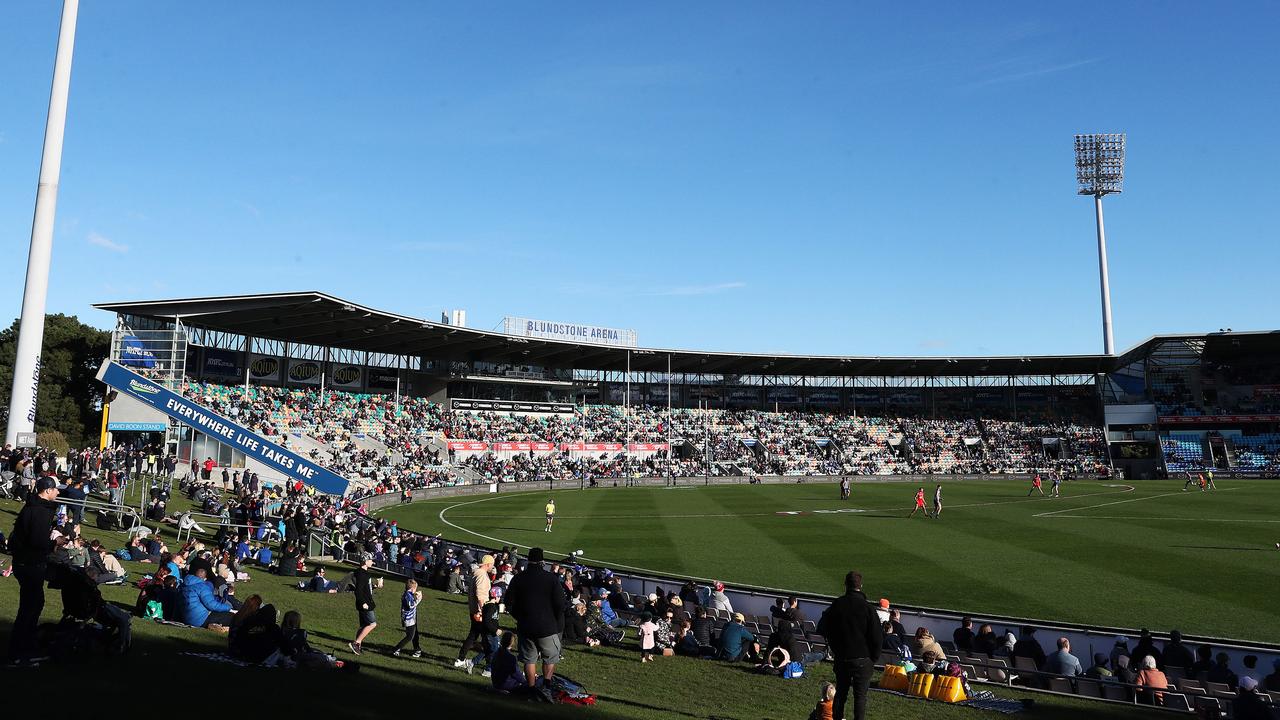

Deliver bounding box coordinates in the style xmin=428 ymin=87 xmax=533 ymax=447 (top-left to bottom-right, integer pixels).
xmin=181 ymin=380 xmax=1111 ymax=488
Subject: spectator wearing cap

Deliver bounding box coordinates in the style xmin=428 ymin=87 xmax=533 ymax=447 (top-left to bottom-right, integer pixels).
xmin=1086 ymin=653 xmax=1114 ymax=680
xmin=598 ymin=588 xmax=627 ymax=628
xmin=1110 ymin=636 xmax=1131 ymax=671
xmin=6 ymin=475 xmax=60 ymax=666
xmin=1014 ymin=626 xmax=1048 ymax=673
xmin=716 ymin=612 xmax=759 ymax=662
xmin=1233 ymin=677 xmax=1274 ymax=720
xmin=455 ymin=553 xmax=495 ymax=671
xmin=503 ymin=547 xmax=567 ymax=692
xmin=816 ymin=570 xmax=882 ymax=720
xmin=708 ymin=581 xmax=733 ymax=613
xmin=875 ymin=598 xmax=890 ymax=625
xmin=348 ymin=553 xmax=377 ymax=655
xmin=1163 ymin=629 xmax=1194 ymax=670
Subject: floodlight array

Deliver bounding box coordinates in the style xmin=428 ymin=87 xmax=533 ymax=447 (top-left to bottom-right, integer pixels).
xmin=1074 ymin=133 xmax=1125 ymax=196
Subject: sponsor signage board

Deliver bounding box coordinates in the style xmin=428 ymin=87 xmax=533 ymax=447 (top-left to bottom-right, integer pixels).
xmin=451 ymin=398 xmax=575 ymax=415
xmin=446 ymin=440 xmax=489 ymax=451
xmin=503 ymin=316 xmax=637 ymax=348
xmin=329 ymin=364 xmax=362 ymax=389
xmin=16 ymin=432 xmax=38 ymax=448
xmin=248 ymin=354 xmax=281 ymax=383
xmin=367 ymin=368 xmax=399 ymax=390
xmin=120 ymin=335 xmax=158 ymax=368
xmin=287 ymin=359 xmax=322 ymax=385
xmin=95 ymin=361 xmax=348 ymax=495
xmin=203 ymin=348 xmax=241 ymax=378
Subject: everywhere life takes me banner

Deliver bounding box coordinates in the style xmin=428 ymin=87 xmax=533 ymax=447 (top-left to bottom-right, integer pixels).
xmin=96 ymin=361 xmax=349 ymax=495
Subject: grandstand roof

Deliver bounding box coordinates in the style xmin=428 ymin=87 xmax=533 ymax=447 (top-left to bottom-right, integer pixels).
xmin=93 ymin=291 xmax=1243 ymax=378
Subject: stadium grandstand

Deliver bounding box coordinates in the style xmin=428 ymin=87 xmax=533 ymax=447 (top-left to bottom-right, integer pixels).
xmin=93 ymin=292 xmax=1280 ymax=489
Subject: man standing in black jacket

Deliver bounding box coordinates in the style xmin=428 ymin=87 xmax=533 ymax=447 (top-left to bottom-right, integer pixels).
xmin=817 ymin=570 xmax=883 ymax=720
xmin=7 ymin=476 xmax=60 ymax=666
xmin=504 ymin=547 xmax=566 ymax=690
xmin=348 ymin=553 xmax=378 ymax=655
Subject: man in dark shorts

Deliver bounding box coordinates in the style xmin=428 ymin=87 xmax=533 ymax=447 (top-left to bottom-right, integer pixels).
xmin=348 ymin=553 xmax=377 ymax=655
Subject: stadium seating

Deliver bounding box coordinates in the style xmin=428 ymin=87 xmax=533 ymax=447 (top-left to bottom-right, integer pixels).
xmin=180 ymin=380 xmax=1111 ymax=488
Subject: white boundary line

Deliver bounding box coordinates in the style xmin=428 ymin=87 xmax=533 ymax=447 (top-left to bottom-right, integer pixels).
xmin=1033 ymin=487 xmax=1240 ymax=518
xmin=441 ymin=483 xmax=1137 ymax=520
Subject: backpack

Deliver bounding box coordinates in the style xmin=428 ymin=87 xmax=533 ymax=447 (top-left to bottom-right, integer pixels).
xmin=783 ymin=661 xmax=805 ymax=679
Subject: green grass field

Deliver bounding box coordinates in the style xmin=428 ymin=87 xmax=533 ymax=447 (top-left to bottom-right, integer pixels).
xmin=380 ymin=479 xmax=1280 ymax=644
xmin=0 ymin=489 xmax=1178 ymax=719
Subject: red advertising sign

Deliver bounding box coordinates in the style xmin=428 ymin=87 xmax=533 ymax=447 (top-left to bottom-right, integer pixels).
xmin=446 ymin=440 xmax=489 ymax=451
xmin=492 ymin=441 xmax=557 ymax=452
xmin=627 ymin=443 xmax=671 ymax=452
xmin=560 ymin=442 xmax=624 ymax=452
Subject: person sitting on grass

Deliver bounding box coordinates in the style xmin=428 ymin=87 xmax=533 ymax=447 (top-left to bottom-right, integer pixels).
xmin=654 ymin=606 xmax=676 ymax=655
xmin=809 ymin=681 xmax=836 ymax=720
xmin=598 ymin=589 xmax=627 ymax=628
xmin=717 ymin=612 xmax=760 ymax=662
xmin=489 ymin=631 xmax=525 ymax=693
xmin=229 ymin=595 xmax=284 ymax=664
xmin=180 ymin=566 xmax=236 ymax=629
xmin=563 ymin=600 xmax=592 ymax=646
xmin=675 ymin=619 xmax=698 ymax=657
xmin=280 ymin=610 xmax=338 ymax=669
xmin=301 ymin=567 xmax=338 ymax=593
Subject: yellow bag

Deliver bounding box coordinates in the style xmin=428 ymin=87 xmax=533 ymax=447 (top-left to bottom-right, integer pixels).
xmin=879 ymin=664 xmax=909 ymax=692
xmin=929 ymin=675 xmax=968 ymax=703
xmin=907 ymin=672 xmax=935 ymax=699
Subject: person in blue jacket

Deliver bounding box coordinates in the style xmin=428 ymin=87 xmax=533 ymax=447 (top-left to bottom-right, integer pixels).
xmin=599 ymin=589 xmax=627 ymax=628
xmin=181 ymin=566 xmax=235 ymax=627
xmin=717 ymin=612 xmax=760 ymax=662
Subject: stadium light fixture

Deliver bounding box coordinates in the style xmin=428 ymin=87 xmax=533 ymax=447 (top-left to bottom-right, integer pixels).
xmin=1075 ymin=133 xmax=1125 ymax=355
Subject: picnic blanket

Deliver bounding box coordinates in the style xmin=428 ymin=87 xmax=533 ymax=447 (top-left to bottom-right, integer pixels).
xmin=871 ymin=687 xmax=1027 ymax=714
xmin=181 ymin=651 xmax=266 ymax=668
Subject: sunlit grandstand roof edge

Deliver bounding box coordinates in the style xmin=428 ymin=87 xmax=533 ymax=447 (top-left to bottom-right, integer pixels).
xmin=94 ymin=291 xmax=1278 ymax=377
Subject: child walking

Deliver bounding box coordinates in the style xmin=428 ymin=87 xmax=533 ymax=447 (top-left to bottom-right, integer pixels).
xmin=391 ymin=578 xmax=422 ymax=658
xmin=638 ymin=611 xmax=658 ymax=663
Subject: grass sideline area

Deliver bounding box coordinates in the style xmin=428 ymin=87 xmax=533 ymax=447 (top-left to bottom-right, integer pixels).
xmin=380 ymin=479 xmax=1280 ymax=644
xmin=0 ymin=490 xmax=1172 ymax=719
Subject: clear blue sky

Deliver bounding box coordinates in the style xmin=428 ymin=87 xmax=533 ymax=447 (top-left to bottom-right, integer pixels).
xmin=2 ymin=2 xmax=1277 ymax=358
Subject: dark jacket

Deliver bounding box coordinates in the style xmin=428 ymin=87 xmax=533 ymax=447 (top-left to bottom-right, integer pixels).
xmin=504 ymin=564 xmax=566 ymax=639
xmin=563 ymin=610 xmax=589 ymax=645
xmin=353 ymin=567 xmax=376 ymax=610
xmin=817 ymin=590 xmax=882 ymax=663
xmin=9 ymin=496 xmax=59 ymax=566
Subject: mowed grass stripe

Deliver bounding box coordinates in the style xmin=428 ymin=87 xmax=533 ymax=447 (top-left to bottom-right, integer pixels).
xmin=383 ymin=481 xmax=1280 ymax=643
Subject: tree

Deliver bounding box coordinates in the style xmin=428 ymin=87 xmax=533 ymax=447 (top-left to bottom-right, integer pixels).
xmin=0 ymin=313 xmax=110 ymax=449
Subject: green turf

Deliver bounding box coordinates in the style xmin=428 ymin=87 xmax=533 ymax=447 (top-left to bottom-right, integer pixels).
xmin=0 ymin=490 xmax=1176 ymax=719
xmin=379 ymin=479 xmax=1280 ymax=644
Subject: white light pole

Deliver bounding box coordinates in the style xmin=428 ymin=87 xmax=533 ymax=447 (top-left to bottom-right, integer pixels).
xmin=5 ymin=0 xmax=80 ymax=446
xmin=1074 ymin=133 xmax=1125 ymax=356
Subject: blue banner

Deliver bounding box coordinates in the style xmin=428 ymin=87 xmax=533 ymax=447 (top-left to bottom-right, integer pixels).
xmin=121 ymin=336 xmax=158 ymax=368
xmin=96 ymin=361 xmax=349 ymax=495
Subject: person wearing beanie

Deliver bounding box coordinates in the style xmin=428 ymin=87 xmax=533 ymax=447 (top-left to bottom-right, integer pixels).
xmin=6 ymin=476 xmax=59 ymax=666
xmin=1233 ymin=677 xmax=1274 ymax=720
xmin=1087 ymin=652 xmax=1114 ymax=680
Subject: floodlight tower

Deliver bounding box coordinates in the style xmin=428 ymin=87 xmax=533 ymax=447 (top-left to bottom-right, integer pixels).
xmin=5 ymin=0 xmax=80 ymax=447
xmin=1075 ymin=133 xmax=1125 ymax=356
